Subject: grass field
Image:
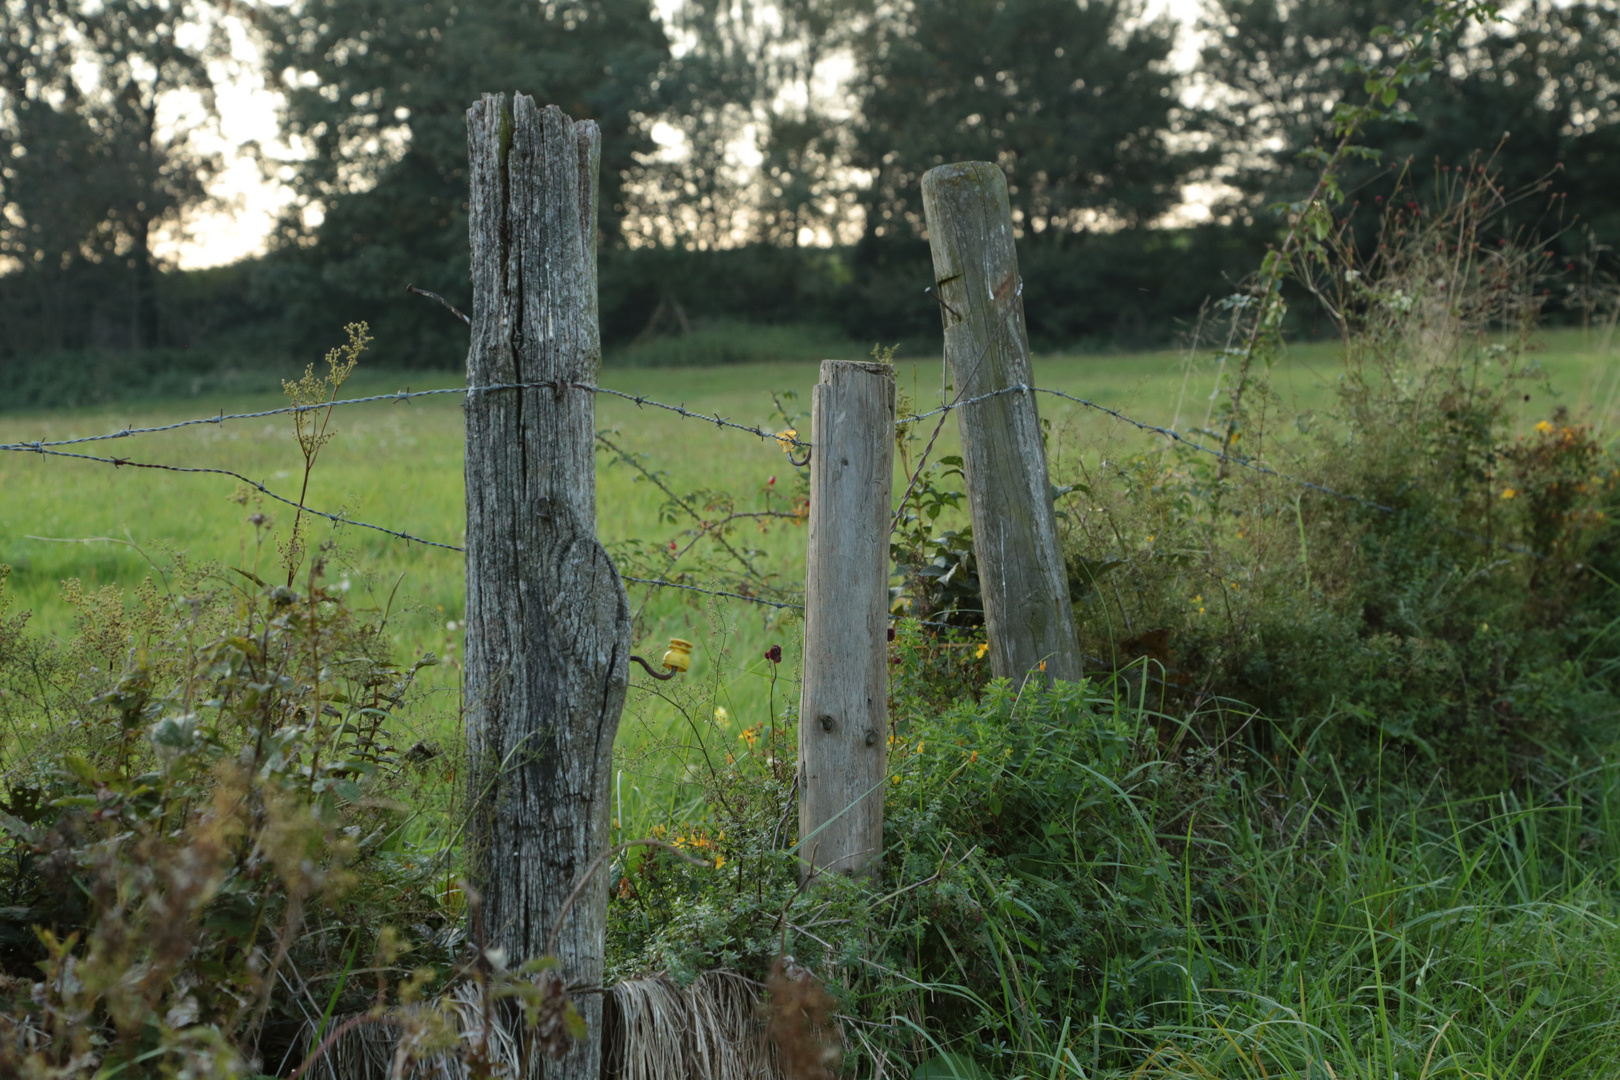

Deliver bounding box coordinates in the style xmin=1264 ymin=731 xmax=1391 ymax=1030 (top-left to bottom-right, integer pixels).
xmin=6 ymin=326 xmax=1620 ymax=1075
xmin=1 ymin=327 xmax=1615 ymax=793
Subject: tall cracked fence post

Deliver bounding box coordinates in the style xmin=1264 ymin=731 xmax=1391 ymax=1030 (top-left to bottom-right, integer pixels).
xmin=920 ymin=161 xmax=1082 ymax=687
xmin=799 ymin=360 xmax=895 ymax=880
xmin=463 ymin=93 xmax=630 ymax=1080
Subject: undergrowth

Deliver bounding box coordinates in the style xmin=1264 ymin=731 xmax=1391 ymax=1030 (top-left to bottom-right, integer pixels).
xmin=0 ymin=335 xmax=580 ymax=1077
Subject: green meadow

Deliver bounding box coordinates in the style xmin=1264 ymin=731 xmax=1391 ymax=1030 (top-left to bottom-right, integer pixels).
xmin=6 ymin=327 xmax=1620 ymax=1075
xmin=1 ymin=327 xmax=1615 ymax=816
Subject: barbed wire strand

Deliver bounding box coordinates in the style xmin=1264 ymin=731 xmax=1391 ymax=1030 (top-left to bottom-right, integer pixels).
xmin=5 ymin=375 xmax=1542 ymax=560
xmin=913 ymin=382 xmax=1543 ymax=559
xmin=7 ymin=446 xmax=469 ymax=551
xmin=620 ymin=576 xmax=803 ymax=611
xmin=2 ymin=381 xmax=812 ymax=453
xmin=6 ymin=444 xmax=806 ymax=608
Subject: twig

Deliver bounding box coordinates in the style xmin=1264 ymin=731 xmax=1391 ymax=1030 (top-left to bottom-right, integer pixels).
xmin=405 ymin=283 xmax=472 ymax=325
xmin=546 ymin=839 xmax=712 ymax=956
xmin=892 ymin=282 xmax=1024 ymax=534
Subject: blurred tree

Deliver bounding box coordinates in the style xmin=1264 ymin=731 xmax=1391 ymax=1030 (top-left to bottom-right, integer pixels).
xmin=853 ymin=0 xmax=1199 ymax=241
xmin=1200 ymin=0 xmax=1620 ymax=239
xmin=263 ymin=0 xmax=669 ymax=365
xmin=0 ymin=0 xmax=225 ymax=353
xmin=646 ymin=0 xmax=868 ymax=248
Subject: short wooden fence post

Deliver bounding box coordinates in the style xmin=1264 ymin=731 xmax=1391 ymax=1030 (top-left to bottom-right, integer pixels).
xmin=463 ymin=93 xmax=630 ymax=1080
xmin=920 ymin=161 xmax=1082 ymax=686
xmin=799 ymin=359 xmax=895 ymax=878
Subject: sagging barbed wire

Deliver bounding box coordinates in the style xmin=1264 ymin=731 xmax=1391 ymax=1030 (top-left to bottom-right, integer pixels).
xmin=0 ymin=380 xmax=813 ymax=454
xmin=5 ymin=373 xmax=1549 ymax=564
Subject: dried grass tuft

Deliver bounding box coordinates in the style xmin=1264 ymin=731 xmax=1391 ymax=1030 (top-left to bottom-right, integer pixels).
xmin=302 ymin=966 xmax=825 ymax=1080
xmin=603 ymin=969 xmax=795 ymax=1080
xmin=297 ymin=982 xmax=523 ymax=1080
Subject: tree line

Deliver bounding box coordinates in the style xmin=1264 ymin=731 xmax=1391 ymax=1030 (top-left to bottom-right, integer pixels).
xmin=1 ymin=0 xmax=1616 ymax=383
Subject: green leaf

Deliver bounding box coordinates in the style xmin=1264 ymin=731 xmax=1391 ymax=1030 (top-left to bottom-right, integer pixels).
xmin=62 ymin=753 xmax=98 ymax=786
xmin=0 ymin=811 xmax=39 ymax=843
xmin=913 ymin=1054 xmax=988 ymax=1080
xmin=565 ymin=1001 xmax=588 ymax=1041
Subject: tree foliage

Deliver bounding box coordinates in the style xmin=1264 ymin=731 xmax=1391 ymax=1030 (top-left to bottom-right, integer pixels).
xmin=260 ymin=0 xmax=670 ymax=363
xmin=854 ymin=0 xmax=1197 ymax=240
xmin=1200 ymin=0 xmax=1620 ymax=235
xmin=0 ymin=0 xmax=225 ymax=353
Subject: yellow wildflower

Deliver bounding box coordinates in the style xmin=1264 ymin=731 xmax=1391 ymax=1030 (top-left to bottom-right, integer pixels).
xmin=975 ymin=642 xmax=990 ymax=659
xmin=775 ymin=428 xmax=799 ymax=454
xmin=714 ymin=706 xmax=729 ymax=722
xmin=714 ymin=855 xmax=726 ymax=869
xmin=1501 ymin=487 xmax=1517 ymax=500
xmin=1537 ymin=420 xmax=1554 ymax=433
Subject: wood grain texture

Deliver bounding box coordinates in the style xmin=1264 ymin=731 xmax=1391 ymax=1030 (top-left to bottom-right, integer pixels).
xmin=920 ymin=162 xmax=1082 ymax=686
xmin=799 ymin=359 xmax=894 ymax=878
xmin=463 ymin=93 xmax=630 ymax=1080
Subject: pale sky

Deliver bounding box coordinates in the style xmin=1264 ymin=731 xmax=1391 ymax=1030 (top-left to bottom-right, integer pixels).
xmin=164 ymin=0 xmax=1208 ymax=269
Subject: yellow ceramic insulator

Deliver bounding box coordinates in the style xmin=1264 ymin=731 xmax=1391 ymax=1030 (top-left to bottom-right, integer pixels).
xmin=662 ymin=638 xmax=693 ymax=673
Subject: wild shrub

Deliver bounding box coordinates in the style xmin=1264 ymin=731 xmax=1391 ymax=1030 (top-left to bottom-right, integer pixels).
xmin=895 ymin=163 xmax=1620 ymax=788
xmin=610 ymin=633 xmax=1620 ymax=1076
xmin=0 ymin=332 xmax=582 ymax=1078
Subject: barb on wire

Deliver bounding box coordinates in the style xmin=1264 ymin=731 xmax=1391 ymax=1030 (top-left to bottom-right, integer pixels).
xmin=1027 ymin=386 xmax=1399 ymax=515
xmin=1 ymin=387 xmax=473 ymax=451
xmin=4 ymin=445 xmax=467 ymax=551
xmin=897 ymin=384 xmax=1029 ymax=426
xmin=590 ymin=385 xmax=811 ymax=449
xmin=6 ymin=441 xmax=824 ymax=595
xmin=901 ymin=380 xmax=1544 ymax=559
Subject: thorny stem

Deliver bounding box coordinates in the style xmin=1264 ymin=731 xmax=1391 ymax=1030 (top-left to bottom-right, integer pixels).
xmin=893 ymin=282 xmax=1023 ymax=534
xmin=597 ymin=432 xmax=777 ymax=586
xmin=1219 ymin=126 xmax=1355 ymax=479
xmin=1218 ymin=0 xmax=1500 ymax=478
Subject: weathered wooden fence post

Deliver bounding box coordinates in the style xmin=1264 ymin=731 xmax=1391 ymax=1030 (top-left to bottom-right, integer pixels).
xmin=799 ymin=360 xmax=895 ymax=878
xmin=920 ymin=161 xmax=1082 ymax=686
xmin=463 ymin=94 xmax=630 ymax=1079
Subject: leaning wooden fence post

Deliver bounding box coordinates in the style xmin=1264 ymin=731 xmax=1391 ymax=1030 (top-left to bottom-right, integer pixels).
xmin=463 ymin=94 xmax=631 ymax=1080
xmin=799 ymin=360 xmax=895 ymax=878
xmin=920 ymin=161 xmax=1082 ymax=686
